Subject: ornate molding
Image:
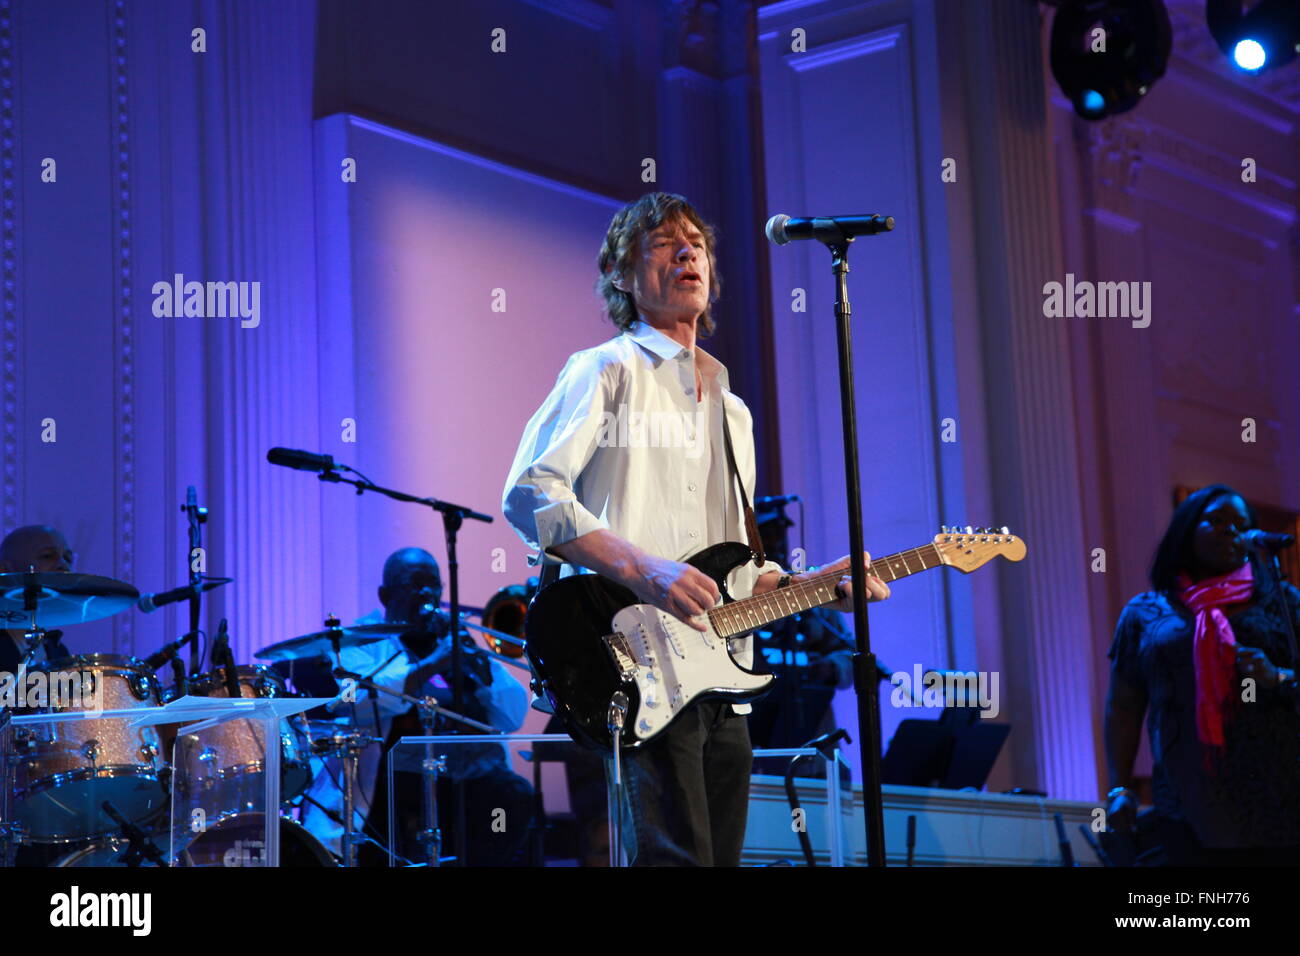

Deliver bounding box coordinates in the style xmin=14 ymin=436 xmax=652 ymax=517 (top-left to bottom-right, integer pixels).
xmin=665 ymin=0 xmax=721 ymax=78
xmin=0 ymin=0 xmax=18 ymax=533
xmin=1082 ymin=114 xmax=1295 ymax=219
xmin=110 ymin=0 xmax=134 ymax=653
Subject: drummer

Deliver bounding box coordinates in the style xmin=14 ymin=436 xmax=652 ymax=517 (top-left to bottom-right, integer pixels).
xmin=0 ymin=525 xmax=74 ymax=672
xmin=299 ymin=547 xmax=532 ymax=866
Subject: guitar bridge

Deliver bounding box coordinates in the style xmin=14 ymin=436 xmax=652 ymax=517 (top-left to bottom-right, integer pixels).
xmin=603 ymin=632 xmax=637 ymax=678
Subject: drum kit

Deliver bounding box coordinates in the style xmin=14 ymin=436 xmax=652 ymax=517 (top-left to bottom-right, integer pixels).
xmin=0 ymin=568 xmax=532 ymax=868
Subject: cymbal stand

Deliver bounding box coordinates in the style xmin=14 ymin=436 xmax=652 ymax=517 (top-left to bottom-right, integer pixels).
xmin=0 ymin=707 xmax=16 ymax=868
xmin=332 ymin=669 xmax=493 ymax=867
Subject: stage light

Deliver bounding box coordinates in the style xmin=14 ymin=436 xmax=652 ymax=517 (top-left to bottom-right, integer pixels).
xmin=1232 ymin=37 xmax=1267 ymax=70
xmin=1081 ymin=89 xmax=1107 ymax=114
xmin=1208 ymin=0 xmax=1300 ymax=75
xmin=1050 ymin=0 xmax=1173 ymax=120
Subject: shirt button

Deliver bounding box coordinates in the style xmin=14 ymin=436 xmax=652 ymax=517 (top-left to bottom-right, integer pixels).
xmin=690 ymin=531 xmax=699 ymax=538
xmin=688 ymin=482 xmax=697 ymax=492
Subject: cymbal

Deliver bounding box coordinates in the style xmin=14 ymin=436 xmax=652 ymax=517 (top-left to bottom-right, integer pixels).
xmin=253 ymin=622 xmax=414 ymax=662
xmin=0 ymin=572 xmax=139 ymax=628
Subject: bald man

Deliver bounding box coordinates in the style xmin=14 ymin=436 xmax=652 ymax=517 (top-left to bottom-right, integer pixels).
xmin=0 ymin=525 xmax=74 ymax=673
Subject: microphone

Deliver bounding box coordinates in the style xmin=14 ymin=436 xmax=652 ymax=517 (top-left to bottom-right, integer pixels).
xmin=266 ymin=447 xmax=336 ymax=473
xmin=1243 ymin=529 xmax=1295 ymax=552
xmin=212 ymin=618 xmax=241 ymax=699
xmin=756 ymin=493 xmax=801 ymax=508
xmin=137 ymin=578 xmax=229 ymax=613
xmin=143 ymin=634 xmax=191 ymax=671
xmin=765 ymin=213 xmax=894 ymax=246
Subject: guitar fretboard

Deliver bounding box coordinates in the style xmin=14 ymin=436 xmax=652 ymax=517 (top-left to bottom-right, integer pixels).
xmin=707 ymin=544 xmax=944 ymax=639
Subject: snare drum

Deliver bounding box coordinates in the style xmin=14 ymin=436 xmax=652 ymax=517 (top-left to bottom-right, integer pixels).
xmin=165 ymin=666 xmax=312 ymax=815
xmin=10 ymin=654 xmax=166 ymax=843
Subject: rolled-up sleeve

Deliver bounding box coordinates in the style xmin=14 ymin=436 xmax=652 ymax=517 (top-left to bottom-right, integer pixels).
xmin=503 ymin=351 xmax=614 ymax=563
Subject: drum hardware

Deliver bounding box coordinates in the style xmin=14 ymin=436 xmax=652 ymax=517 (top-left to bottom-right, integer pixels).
xmin=330 ymin=665 xmax=492 ymax=867
xmin=100 ymin=799 xmax=168 ymax=866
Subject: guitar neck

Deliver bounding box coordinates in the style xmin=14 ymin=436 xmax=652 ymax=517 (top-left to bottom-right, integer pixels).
xmin=708 ymin=543 xmax=944 ymax=638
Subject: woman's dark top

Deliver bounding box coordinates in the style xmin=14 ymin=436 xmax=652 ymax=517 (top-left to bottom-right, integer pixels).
xmin=1108 ymin=571 xmax=1300 ymax=848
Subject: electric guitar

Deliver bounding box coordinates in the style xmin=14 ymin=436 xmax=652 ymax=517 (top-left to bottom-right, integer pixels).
xmin=525 ymin=526 xmax=1027 ymax=752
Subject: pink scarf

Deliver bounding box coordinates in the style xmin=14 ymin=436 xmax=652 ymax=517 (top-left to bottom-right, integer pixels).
xmin=1176 ymin=562 xmax=1254 ymax=750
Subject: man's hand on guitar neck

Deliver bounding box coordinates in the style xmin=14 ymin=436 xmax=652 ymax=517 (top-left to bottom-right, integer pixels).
xmin=762 ymin=552 xmax=890 ymax=611
xmin=548 ymin=530 xmax=718 ymax=632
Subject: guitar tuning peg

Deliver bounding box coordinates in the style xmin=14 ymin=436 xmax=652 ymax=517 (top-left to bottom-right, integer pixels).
xmin=999 ymin=526 xmax=1010 ymax=535
xmin=963 ymin=525 xmax=974 ymax=535
xmin=982 ymin=526 xmax=993 ymax=534
xmin=941 ymin=525 xmax=949 ymax=534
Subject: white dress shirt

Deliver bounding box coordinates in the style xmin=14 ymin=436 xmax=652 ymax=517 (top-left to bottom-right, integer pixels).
xmin=502 ymin=320 xmax=783 ymax=711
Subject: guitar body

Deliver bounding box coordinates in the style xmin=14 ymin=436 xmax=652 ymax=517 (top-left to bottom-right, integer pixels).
xmin=524 ymin=542 xmax=772 ymax=753
xmin=524 ymin=525 xmax=1027 ymax=753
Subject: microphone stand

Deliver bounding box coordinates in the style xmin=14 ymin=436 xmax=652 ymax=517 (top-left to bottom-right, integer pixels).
xmin=821 ymin=227 xmax=891 ymax=867
xmin=313 ymin=465 xmax=492 ymax=866
xmin=181 ymin=486 xmax=208 ymax=677
xmin=1262 ymin=547 xmax=1300 ymax=716
xmin=0 ymin=706 xmax=14 ymax=868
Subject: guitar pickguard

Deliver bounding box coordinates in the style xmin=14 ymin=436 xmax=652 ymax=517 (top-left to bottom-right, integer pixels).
xmin=609 ymin=603 xmax=773 ymax=742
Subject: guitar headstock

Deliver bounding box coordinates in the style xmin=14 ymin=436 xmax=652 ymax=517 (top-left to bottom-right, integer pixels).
xmin=934 ymin=526 xmax=1026 ymax=572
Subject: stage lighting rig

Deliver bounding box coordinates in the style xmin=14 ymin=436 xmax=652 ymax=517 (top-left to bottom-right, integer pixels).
xmin=1207 ymin=0 xmax=1300 ymax=74
xmin=1049 ymin=0 xmax=1173 ymax=120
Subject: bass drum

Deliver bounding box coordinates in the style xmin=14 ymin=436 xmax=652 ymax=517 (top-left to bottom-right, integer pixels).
xmin=51 ymin=836 xmax=161 ymax=867
xmin=177 ymin=813 xmax=336 ymax=867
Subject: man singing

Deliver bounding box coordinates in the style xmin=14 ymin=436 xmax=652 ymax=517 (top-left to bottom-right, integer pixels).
xmin=503 ymin=192 xmax=889 ymax=866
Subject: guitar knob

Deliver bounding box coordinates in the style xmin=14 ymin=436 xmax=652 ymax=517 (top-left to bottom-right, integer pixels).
xmin=941 ymin=525 xmax=949 ymax=533
xmin=638 ymin=719 xmax=653 ymax=734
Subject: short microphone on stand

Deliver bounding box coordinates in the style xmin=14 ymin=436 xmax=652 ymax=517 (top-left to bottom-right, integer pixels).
xmin=765 ymin=213 xmax=894 ymax=246
xmin=137 ymin=578 xmax=230 ymax=613
xmin=212 ymin=619 xmax=241 ymax=699
xmin=143 ymin=635 xmax=190 ymax=671
xmin=266 ymin=447 xmax=336 ymax=473
xmin=1243 ymin=529 xmax=1296 ymax=552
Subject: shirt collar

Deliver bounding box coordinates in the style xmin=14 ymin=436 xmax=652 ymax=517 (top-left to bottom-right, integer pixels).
xmin=625 ymin=320 xmax=730 ymax=390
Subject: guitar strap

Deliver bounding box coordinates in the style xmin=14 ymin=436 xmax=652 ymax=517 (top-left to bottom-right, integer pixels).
xmin=720 ymin=397 xmax=767 ymax=567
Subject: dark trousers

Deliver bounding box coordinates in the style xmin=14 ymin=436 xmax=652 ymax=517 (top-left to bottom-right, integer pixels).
xmin=611 ymin=699 xmax=753 ymax=866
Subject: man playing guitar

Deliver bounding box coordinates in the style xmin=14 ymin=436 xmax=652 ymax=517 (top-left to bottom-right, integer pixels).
xmin=503 ymin=192 xmax=890 ymax=866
